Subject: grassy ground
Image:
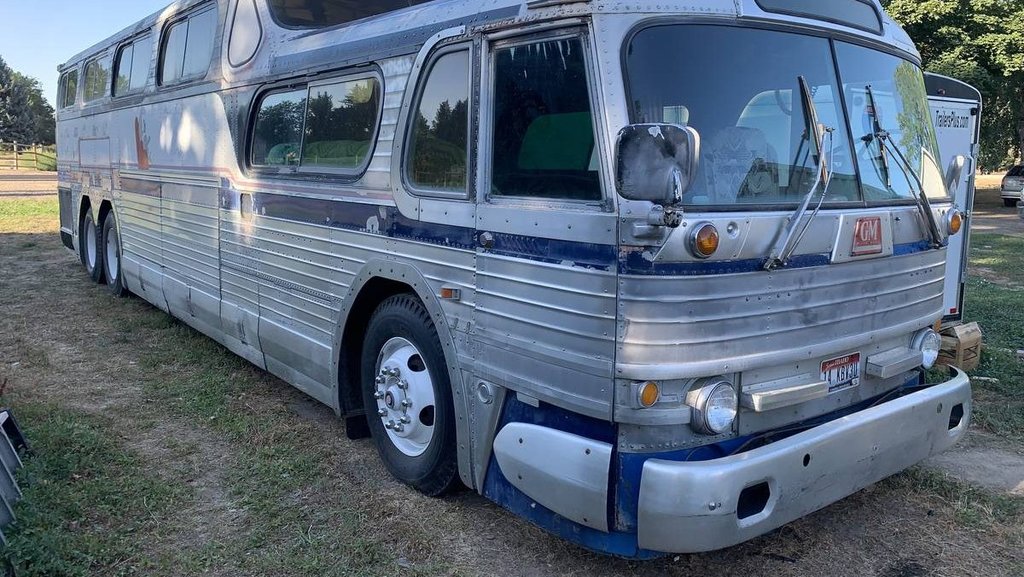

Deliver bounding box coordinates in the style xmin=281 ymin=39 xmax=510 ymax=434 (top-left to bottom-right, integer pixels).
xmin=0 ymin=198 xmax=59 ymax=234
xmin=0 ymin=195 xmax=1022 ymax=577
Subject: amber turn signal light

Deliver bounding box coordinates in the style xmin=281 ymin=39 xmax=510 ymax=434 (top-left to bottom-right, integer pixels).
xmin=637 ymin=381 xmax=661 ymax=408
xmin=946 ymin=209 xmax=963 ymax=236
xmin=690 ymin=223 xmax=720 ymax=259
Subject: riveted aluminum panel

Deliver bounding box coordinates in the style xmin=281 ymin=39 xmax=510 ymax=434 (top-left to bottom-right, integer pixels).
xmin=474 ymin=255 xmax=618 ymax=419
xmin=617 ymin=248 xmax=947 ymax=381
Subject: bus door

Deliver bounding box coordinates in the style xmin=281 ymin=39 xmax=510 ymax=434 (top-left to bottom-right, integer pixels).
xmin=473 ymin=30 xmax=619 ymax=420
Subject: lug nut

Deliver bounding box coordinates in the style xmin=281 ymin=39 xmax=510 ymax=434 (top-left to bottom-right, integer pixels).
xmin=394 ymin=424 xmax=405 ymax=433
xmin=401 ymin=399 xmax=412 ymax=408
xmin=377 ymin=409 xmax=387 ymax=417
xmin=398 ymin=380 xmax=409 ymax=390
xmin=375 ymin=375 xmax=386 ymax=384
xmin=374 ymin=390 xmax=385 ymax=400
xmin=400 ymin=416 xmax=411 ymax=424
xmin=385 ymin=421 xmax=396 ymax=430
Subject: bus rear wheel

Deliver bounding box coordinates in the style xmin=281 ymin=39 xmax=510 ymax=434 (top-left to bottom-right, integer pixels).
xmin=361 ymin=294 xmax=459 ymax=497
xmin=102 ymin=212 xmax=127 ymax=297
xmin=80 ymin=206 xmax=104 ymax=284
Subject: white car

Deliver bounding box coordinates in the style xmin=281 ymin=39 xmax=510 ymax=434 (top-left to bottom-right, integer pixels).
xmin=1002 ymin=165 xmax=1024 ymax=207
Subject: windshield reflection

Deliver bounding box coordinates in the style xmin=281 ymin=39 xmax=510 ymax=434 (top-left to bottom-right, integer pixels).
xmin=835 ymin=42 xmax=944 ymax=201
xmin=624 ymin=24 xmax=945 ymax=208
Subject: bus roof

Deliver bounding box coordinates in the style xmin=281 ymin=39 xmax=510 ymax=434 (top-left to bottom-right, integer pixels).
xmin=59 ymin=0 xmax=915 ymax=73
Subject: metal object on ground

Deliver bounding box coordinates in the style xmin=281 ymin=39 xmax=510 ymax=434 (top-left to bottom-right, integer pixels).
xmin=0 ymin=409 xmax=31 ymax=545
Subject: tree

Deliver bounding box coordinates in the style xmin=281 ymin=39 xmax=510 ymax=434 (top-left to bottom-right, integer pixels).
xmin=883 ymin=0 xmax=1024 ymax=169
xmin=12 ymin=72 xmax=55 ymax=145
xmin=0 ymin=56 xmax=34 ymax=144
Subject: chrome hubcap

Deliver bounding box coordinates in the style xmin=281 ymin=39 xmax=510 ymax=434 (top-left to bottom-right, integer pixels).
xmin=374 ymin=337 xmax=435 ymax=457
xmin=105 ymin=224 xmax=119 ymax=282
xmin=84 ymin=218 xmax=97 ymax=269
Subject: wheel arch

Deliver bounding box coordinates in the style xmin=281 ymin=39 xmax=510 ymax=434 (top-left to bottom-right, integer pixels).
xmin=332 ymin=259 xmax=473 ymax=487
xmin=97 ymin=198 xmax=113 ymax=224
xmin=77 ymin=194 xmax=94 ymax=246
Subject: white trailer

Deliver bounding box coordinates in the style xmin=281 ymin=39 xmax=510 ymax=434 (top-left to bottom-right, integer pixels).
xmin=925 ymin=73 xmax=982 ymax=327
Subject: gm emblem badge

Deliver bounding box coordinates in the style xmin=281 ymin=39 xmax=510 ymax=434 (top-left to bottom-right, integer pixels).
xmin=851 ymin=216 xmax=883 ymax=256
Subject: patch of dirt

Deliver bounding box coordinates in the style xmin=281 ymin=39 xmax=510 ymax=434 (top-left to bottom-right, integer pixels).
xmin=970 ymin=266 xmax=1022 ymax=289
xmin=0 ymin=230 xmax=246 ymax=575
xmin=971 ymin=183 xmax=1024 ymax=236
xmin=125 ymin=422 xmax=248 ymax=545
xmin=924 ymin=433 xmax=1024 ymax=496
xmin=0 ymin=171 xmax=56 ymax=196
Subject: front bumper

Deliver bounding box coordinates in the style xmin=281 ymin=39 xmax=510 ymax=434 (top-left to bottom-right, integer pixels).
xmin=637 ymin=368 xmax=971 ymax=553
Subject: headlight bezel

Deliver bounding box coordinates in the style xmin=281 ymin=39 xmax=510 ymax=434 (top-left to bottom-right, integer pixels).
xmin=913 ymin=328 xmax=943 ymax=369
xmin=688 ymin=378 xmax=738 ymax=435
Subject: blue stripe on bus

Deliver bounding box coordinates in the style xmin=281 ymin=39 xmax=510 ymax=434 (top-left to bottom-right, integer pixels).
xmin=239 ymin=191 xmax=939 ymax=275
xmin=618 ymin=251 xmax=832 ymax=276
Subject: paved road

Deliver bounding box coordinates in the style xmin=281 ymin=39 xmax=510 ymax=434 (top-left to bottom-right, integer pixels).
xmin=0 ymin=170 xmax=56 ymax=197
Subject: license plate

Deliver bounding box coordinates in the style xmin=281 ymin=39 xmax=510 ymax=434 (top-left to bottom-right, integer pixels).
xmin=821 ymin=353 xmax=861 ymax=393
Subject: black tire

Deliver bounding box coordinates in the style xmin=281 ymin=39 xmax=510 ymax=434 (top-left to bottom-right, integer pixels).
xmin=101 ymin=212 xmax=128 ymax=297
xmin=1004 ymin=198 xmax=1018 ymax=208
xmin=361 ymin=294 xmax=460 ymax=496
xmin=79 ymin=206 xmax=105 ymax=284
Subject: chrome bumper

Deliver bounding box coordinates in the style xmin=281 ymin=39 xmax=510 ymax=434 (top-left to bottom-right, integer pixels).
xmin=637 ymin=368 xmax=971 ymax=553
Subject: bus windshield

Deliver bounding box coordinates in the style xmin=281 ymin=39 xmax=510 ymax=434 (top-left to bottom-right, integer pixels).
xmin=624 ymin=24 xmax=944 ymax=208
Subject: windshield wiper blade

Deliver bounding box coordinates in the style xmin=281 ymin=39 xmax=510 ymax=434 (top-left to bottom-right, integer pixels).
xmin=863 ymin=85 xmax=892 ymax=189
xmin=863 ymin=85 xmax=943 ymax=249
xmin=764 ymin=76 xmax=834 ymax=271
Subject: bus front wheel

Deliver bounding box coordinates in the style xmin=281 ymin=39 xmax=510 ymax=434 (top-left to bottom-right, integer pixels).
xmin=361 ymin=294 xmax=460 ymax=497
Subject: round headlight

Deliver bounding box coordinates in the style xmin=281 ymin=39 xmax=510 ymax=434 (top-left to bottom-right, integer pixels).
xmin=913 ymin=328 xmax=942 ymax=369
xmin=690 ymin=379 xmax=737 ymax=435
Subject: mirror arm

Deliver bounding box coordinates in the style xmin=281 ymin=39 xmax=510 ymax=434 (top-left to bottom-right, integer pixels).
xmin=654 ymin=206 xmax=683 ymax=228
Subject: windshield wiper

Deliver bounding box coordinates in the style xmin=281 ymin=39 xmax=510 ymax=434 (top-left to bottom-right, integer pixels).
xmin=863 ymin=85 xmax=943 ymax=248
xmin=764 ymin=76 xmax=834 ymax=271
xmin=862 ymin=85 xmax=892 ymax=190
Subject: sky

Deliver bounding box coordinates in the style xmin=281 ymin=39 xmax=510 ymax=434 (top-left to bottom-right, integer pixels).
xmin=0 ymin=0 xmax=172 ymax=106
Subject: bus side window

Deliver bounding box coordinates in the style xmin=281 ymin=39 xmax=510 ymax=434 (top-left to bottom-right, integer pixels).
xmin=252 ymin=89 xmax=308 ymax=167
xmin=407 ymin=49 xmax=471 ymax=194
xmin=59 ymin=70 xmax=79 ymax=108
xmin=83 ymin=57 xmax=111 ymax=103
xmin=115 ymin=36 xmax=154 ymax=97
xmin=302 ymin=77 xmax=381 ymax=170
xmin=490 ymin=36 xmax=601 ymax=202
xmin=161 ymin=6 xmax=217 ymax=85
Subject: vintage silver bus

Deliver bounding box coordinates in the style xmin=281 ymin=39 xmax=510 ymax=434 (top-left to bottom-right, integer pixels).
xmin=56 ymin=0 xmax=972 ymax=557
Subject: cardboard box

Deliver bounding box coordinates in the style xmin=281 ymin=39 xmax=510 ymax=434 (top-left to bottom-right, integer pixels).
xmin=937 ymin=322 xmax=983 ymax=371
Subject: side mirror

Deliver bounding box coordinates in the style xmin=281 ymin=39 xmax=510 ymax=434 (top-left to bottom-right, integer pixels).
xmin=616 ymin=123 xmax=700 ymax=205
xmin=945 ymin=154 xmax=968 ymax=197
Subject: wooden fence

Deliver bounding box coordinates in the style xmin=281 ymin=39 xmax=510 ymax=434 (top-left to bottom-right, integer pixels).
xmin=0 ymin=143 xmax=57 ymax=171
